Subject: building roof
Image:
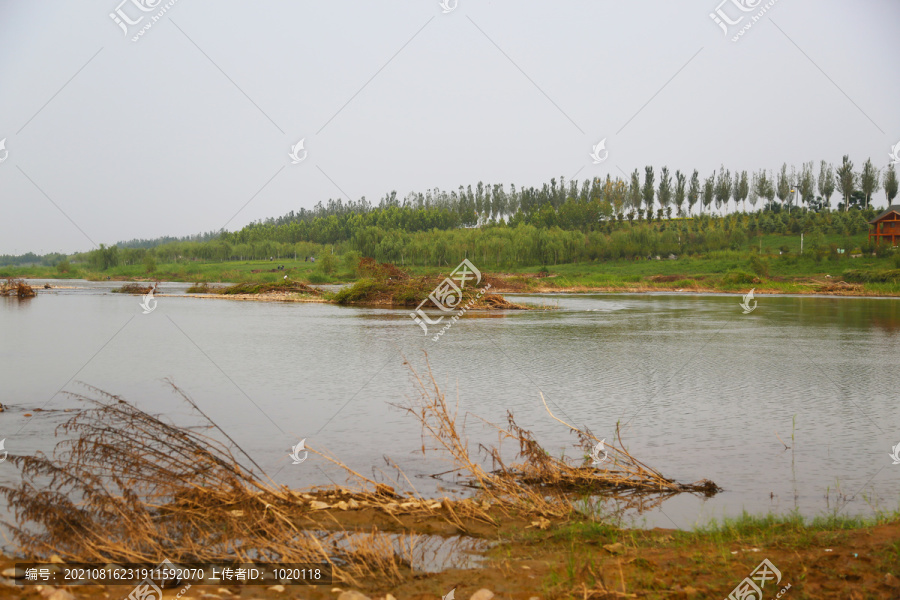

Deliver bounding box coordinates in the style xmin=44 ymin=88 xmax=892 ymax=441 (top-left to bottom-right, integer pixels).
xmin=868 ymin=205 xmax=900 ymax=224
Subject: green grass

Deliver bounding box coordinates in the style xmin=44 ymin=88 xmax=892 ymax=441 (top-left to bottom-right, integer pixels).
xmin=4 ymin=232 xmax=900 ymax=295
xmin=514 ymin=507 xmax=900 ymax=552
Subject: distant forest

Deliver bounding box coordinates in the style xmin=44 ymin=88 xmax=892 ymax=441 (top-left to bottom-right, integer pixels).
xmin=3 ymin=156 xmax=897 ymax=269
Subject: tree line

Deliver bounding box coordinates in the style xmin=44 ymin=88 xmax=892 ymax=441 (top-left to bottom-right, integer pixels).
xmin=4 ymin=156 xmax=897 ymax=269
xmin=61 ymin=208 xmax=876 ymax=270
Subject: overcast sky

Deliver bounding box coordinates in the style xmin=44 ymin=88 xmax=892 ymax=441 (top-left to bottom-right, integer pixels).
xmin=1 ymin=0 xmax=898 ymax=255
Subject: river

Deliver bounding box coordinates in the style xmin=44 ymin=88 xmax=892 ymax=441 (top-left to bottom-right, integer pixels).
xmin=2 ymin=279 xmax=898 ymax=533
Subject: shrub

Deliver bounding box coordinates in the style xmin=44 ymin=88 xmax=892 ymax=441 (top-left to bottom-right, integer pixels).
xmin=842 ymin=269 xmax=900 ymax=283
xmin=874 ymin=242 xmax=893 ymax=258
xmin=332 ymin=279 xmax=383 ymax=304
xmin=143 ymin=254 xmax=157 ymax=274
xmin=721 ymin=271 xmax=758 ymax=285
xmin=306 ymin=272 xmax=331 ymax=284
xmin=318 ymin=251 xmax=336 ymax=275
xmin=56 ymin=260 xmax=72 ymax=274
xmin=748 ymin=255 xmax=769 ymax=278
xmin=342 ymin=251 xmax=361 ymax=274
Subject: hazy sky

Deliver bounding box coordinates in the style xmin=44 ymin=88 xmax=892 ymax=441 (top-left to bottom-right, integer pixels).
xmin=1 ymin=0 xmax=898 ymax=255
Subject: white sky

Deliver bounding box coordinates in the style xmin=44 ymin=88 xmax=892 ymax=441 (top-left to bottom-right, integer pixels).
xmin=1 ymin=0 xmax=898 ymax=254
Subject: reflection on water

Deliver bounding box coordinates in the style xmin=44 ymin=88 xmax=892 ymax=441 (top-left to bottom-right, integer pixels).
xmin=1 ymin=281 xmax=898 ymax=531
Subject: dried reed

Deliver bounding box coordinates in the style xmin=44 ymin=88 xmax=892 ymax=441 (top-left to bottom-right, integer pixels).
xmin=0 ymin=383 xmax=415 ymax=586
xmin=396 ymin=357 xmax=719 ymax=519
xmin=1 ymin=277 xmax=36 ymax=298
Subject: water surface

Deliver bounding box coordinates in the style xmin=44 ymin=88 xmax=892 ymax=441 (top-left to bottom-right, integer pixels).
xmin=2 ymin=280 xmax=899 ymax=531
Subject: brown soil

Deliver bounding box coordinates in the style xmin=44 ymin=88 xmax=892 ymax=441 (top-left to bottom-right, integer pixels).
xmin=4 ymin=509 xmax=897 ymax=600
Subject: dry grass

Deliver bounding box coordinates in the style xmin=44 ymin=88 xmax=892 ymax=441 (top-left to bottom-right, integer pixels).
xmin=1 ymin=277 xmax=36 ymax=298
xmin=396 ymin=358 xmax=720 ymax=519
xmin=185 ymin=282 xmax=228 ymax=294
xmin=0 ymin=362 xmax=720 ymax=586
xmin=111 ymin=282 xmax=157 ymax=294
xmin=0 ymin=383 xmax=419 ymax=586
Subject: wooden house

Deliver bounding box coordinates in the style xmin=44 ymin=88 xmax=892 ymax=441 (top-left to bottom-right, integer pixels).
xmin=868 ymin=205 xmax=900 ymax=246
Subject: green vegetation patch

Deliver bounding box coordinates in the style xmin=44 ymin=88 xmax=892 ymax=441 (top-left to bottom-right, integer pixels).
xmin=221 ymin=281 xmax=320 ymax=296
xmin=842 ymin=268 xmax=900 ymax=283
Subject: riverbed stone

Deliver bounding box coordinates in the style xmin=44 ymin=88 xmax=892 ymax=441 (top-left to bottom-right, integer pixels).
xmin=602 ymin=542 xmax=625 ymax=555
xmin=469 ymin=589 xmax=494 ymax=600
xmin=46 ymin=590 xmax=76 ymax=600
xmin=1 ymin=568 xmax=24 ymax=578
xmin=309 ymin=500 xmax=330 ymax=510
xmin=338 ymin=590 xmax=371 ymax=600
xmin=268 ymin=584 xmax=286 ymax=592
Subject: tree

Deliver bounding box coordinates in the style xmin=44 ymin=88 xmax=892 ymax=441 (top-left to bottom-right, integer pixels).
xmin=642 ymin=166 xmax=655 ymax=217
xmin=674 ymin=170 xmax=687 ymax=216
xmin=798 ymin=161 xmax=816 ymax=206
xmin=818 ymin=161 xmax=835 ymax=208
xmin=759 ymin=170 xmax=775 ymax=204
xmin=748 ymin=172 xmax=759 ymax=208
xmin=658 ymin=166 xmax=672 ymax=217
xmin=860 ymin=158 xmax=880 ymax=209
xmin=884 ymin=164 xmax=899 ymax=206
xmin=736 ymin=170 xmax=749 ymax=211
xmin=702 ymin=173 xmax=715 ymax=214
xmin=776 ymin=163 xmax=791 ymax=208
xmin=714 ymin=166 xmax=732 ymax=213
xmin=836 ymin=155 xmax=856 ymax=212
xmin=143 ymin=253 xmax=156 ymax=274
xmin=687 ymin=170 xmax=700 ymax=215
xmin=629 ymin=169 xmax=642 ymax=213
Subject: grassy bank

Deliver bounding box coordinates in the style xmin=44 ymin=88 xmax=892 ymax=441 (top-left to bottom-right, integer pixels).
xmin=4 ymin=232 xmax=900 ymax=296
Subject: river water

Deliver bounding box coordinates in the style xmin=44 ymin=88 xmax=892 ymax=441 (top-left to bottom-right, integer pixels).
xmin=2 ymin=280 xmax=899 ymax=532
